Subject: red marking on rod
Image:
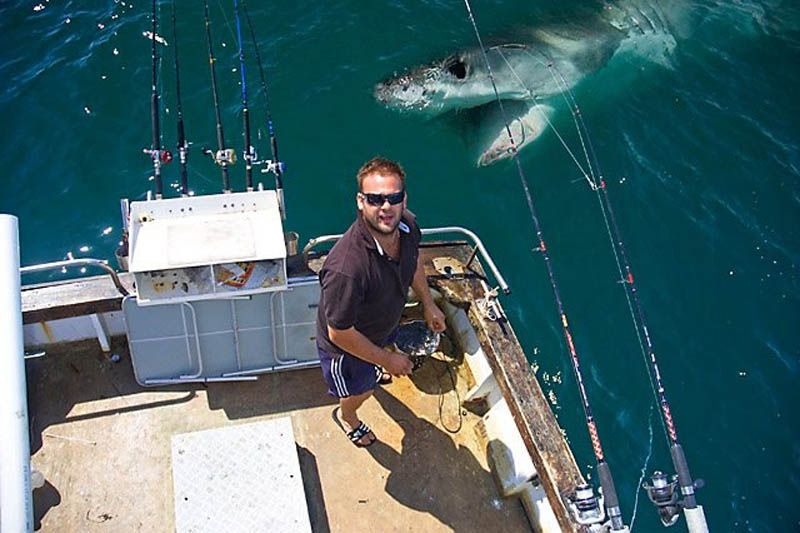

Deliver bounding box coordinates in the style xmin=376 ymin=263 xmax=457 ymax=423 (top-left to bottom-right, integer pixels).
xmin=627 ymin=272 xmax=634 ymax=284
xmin=566 ymin=334 xmax=577 ymax=356
xmin=588 ymin=420 xmax=605 ymax=460
xmin=540 ymin=240 xmax=547 ymax=252
xmin=663 ymin=405 xmax=678 ymax=442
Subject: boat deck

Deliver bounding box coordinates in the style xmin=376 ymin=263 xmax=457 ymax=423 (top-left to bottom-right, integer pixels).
xmin=27 ymin=335 xmax=531 ymax=532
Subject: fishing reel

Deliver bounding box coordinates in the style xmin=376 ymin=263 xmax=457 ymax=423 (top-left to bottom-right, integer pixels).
xmin=567 ymin=483 xmax=606 ymax=526
xmin=259 ymin=159 xmax=285 ymax=176
xmin=643 ymin=470 xmax=706 ymax=527
xmin=642 ymin=470 xmax=704 ymax=527
xmin=203 ymin=147 xmax=237 ymax=166
xmin=643 ymin=471 xmax=680 ymax=526
xmin=242 ymin=145 xmax=257 ymax=165
xmin=142 ymin=148 xmax=173 ymax=165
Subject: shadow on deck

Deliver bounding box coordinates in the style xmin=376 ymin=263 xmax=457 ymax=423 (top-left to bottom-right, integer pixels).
xmin=27 ymin=336 xmax=530 ymax=532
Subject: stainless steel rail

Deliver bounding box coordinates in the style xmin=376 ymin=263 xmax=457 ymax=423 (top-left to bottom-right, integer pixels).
xmin=20 ymin=258 xmax=129 ymax=296
xmin=301 ymin=225 xmax=510 ymax=295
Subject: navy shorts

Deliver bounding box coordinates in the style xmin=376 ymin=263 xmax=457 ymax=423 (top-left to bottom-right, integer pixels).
xmin=319 ymin=346 xmax=382 ymax=398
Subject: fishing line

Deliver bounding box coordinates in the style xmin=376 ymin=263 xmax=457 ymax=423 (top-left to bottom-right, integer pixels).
xmin=462 ymin=1 xmax=627 ymax=529
xmin=171 ymin=0 xmax=189 ymax=196
xmin=431 ymin=353 xmax=463 ymax=434
xmin=493 ymin=47 xmax=594 ymax=181
xmin=536 ymin=61 xmax=669 ymax=439
xmin=543 ymin=45 xmax=705 ymax=523
xmin=203 ymin=0 xmax=234 ymax=193
xmin=630 ymin=403 xmax=655 ymax=531
xmin=550 ymin=72 xmax=675 ymax=446
xmin=543 ymin=63 xmax=600 ymax=188
xmin=215 ymin=0 xmax=239 ymax=47
xmin=233 ymin=0 xmax=254 ymax=191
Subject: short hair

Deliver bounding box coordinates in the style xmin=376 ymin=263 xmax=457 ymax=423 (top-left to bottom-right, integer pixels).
xmin=356 ymin=156 xmax=405 ymax=192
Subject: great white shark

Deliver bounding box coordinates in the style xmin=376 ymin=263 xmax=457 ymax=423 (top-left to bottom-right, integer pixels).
xmin=374 ymin=1 xmax=687 ymax=165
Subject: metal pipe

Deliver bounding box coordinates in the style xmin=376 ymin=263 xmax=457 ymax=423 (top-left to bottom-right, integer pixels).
xmin=20 ymin=258 xmax=129 ymax=296
xmin=300 ymin=233 xmax=341 ymax=263
xmin=145 ymin=376 xmax=257 ymax=385
xmin=179 ymin=302 xmax=203 ymax=379
xmin=270 ymin=291 xmax=298 ymax=365
xmin=222 ymin=359 xmax=320 ymax=377
xmin=301 ymin=226 xmax=510 ymax=294
xmin=231 ymin=300 xmax=242 ymax=371
xmin=288 ymin=275 xmax=320 ymax=285
xmin=0 ymin=214 xmax=34 ymax=532
xmin=421 ymin=226 xmax=510 ymax=294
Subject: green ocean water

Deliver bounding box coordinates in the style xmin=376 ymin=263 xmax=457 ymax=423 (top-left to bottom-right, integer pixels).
xmin=1 ymin=1 xmax=798 ymax=531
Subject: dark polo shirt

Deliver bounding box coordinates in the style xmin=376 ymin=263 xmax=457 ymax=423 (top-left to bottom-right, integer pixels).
xmin=316 ymin=210 xmax=421 ymax=359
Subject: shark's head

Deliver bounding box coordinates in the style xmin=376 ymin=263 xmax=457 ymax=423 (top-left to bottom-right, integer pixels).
xmin=375 ymin=50 xmax=505 ymax=115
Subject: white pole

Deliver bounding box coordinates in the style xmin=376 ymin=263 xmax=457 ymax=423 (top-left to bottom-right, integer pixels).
xmin=0 ymin=214 xmax=33 ymax=533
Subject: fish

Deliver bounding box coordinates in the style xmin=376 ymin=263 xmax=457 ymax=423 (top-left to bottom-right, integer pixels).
xmin=374 ymin=1 xmax=684 ymax=165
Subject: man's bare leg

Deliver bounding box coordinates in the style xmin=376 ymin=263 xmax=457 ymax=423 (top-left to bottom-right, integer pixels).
xmin=339 ymin=389 xmax=375 ymax=445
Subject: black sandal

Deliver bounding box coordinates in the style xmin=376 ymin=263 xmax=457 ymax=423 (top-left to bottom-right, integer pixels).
xmin=347 ymin=422 xmax=375 ymax=448
xmin=376 ymin=366 xmax=392 ymax=385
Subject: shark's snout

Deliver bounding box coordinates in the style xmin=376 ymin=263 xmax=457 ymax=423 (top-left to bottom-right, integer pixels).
xmin=373 ymin=73 xmax=432 ymax=111
xmin=373 ymin=81 xmax=389 ymax=103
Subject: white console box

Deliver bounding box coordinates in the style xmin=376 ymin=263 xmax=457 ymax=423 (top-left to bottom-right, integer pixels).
xmin=128 ymin=191 xmax=287 ymax=305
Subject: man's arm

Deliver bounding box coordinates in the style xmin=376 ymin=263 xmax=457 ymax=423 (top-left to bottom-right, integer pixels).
xmin=411 ymin=254 xmax=446 ymax=333
xmin=328 ymin=325 xmax=413 ymax=375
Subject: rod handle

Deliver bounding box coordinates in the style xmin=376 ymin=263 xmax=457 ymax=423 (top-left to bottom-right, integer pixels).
xmin=597 ymin=461 xmax=626 ymax=530
xmin=684 ymin=506 xmax=709 ymax=533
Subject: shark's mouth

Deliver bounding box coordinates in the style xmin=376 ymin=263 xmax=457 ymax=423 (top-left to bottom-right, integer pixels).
xmin=373 ymin=2 xmax=682 ymax=165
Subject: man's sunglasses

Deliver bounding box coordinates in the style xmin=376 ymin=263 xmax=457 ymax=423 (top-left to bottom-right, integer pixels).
xmin=359 ymin=190 xmax=405 ymax=207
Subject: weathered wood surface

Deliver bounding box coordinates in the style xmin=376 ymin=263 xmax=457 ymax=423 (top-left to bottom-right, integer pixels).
xmin=420 ymin=242 xmax=587 ymax=533
xmin=21 ymin=273 xmax=134 ymax=324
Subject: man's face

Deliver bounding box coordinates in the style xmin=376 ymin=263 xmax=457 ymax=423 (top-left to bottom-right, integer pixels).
xmin=357 ymin=172 xmax=406 ymax=235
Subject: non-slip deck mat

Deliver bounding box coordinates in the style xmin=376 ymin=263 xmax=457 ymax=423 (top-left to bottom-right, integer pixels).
xmin=171 ymin=417 xmax=311 ymax=532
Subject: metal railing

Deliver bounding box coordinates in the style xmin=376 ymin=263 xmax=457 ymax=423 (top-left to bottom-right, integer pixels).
xmin=302 ymin=225 xmax=510 ymax=294
xmin=20 ymin=258 xmax=129 ymax=296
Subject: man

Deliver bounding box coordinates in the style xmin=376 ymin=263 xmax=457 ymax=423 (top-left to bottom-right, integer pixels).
xmin=316 ymin=156 xmax=446 ymax=447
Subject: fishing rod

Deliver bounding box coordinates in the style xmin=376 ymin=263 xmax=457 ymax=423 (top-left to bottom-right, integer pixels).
xmin=596 ymin=175 xmax=707 ymax=530
xmin=143 ymin=0 xmax=171 ymax=199
xmin=544 ymin=63 xmax=708 ymax=531
xmin=171 ymin=1 xmax=189 ymax=197
xmin=242 ymin=1 xmax=286 ymax=219
xmin=233 ymin=0 xmax=254 ymax=191
xmin=461 ymin=1 xmax=628 ymax=531
xmin=489 ymin=29 xmax=708 ymax=530
xmin=203 ymin=0 xmax=235 ymax=193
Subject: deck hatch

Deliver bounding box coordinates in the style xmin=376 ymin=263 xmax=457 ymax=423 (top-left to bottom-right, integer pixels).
xmin=171 ymin=417 xmax=312 ymax=533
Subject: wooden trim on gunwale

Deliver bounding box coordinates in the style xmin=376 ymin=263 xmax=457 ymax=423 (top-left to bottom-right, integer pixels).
xmin=21 ymin=273 xmax=134 ymax=324
xmin=419 ymin=243 xmax=586 ymax=533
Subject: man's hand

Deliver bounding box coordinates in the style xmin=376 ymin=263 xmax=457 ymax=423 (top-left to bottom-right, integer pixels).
xmin=424 ymin=302 xmax=446 ymax=333
xmin=383 ymin=350 xmax=413 ymax=376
